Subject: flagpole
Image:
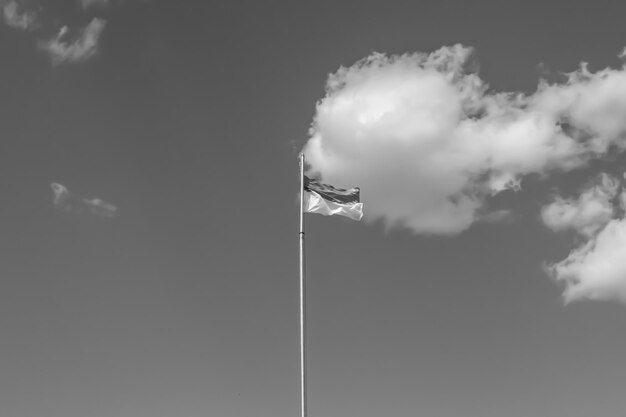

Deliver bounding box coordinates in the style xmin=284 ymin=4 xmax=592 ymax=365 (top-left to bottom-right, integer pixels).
xmin=299 ymin=153 xmax=308 ymax=417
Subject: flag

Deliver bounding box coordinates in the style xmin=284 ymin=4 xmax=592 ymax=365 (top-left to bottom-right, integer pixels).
xmin=304 ymin=175 xmax=363 ymax=221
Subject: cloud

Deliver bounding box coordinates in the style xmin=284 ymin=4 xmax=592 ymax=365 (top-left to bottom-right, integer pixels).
xmin=542 ymin=173 xmax=620 ymax=237
xmin=302 ymin=45 xmax=626 ymax=235
xmin=3 ymin=0 xmax=142 ymax=64
xmin=39 ymin=18 xmax=106 ymax=65
xmin=546 ymin=217 xmax=626 ymax=304
xmin=51 ymin=182 xmax=117 ymax=218
xmin=2 ymin=0 xmax=37 ymax=30
xmin=303 ymin=45 xmax=626 ymax=304
xmin=542 ymin=174 xmax=626 ymax=303
xmin=79 ymin=0 xmax=111 ymax=10
xmin=477 ymin=209 xmax=517 ymax=224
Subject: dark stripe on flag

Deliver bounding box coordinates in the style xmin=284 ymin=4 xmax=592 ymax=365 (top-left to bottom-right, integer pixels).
xmin=304 ymin=175 xmax=360 ymax=204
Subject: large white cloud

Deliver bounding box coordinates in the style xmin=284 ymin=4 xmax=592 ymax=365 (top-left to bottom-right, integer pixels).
xmin=303 ymin=45 xmax=626 ymax=234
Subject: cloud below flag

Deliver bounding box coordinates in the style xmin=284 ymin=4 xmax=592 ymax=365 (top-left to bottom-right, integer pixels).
xmin=304 ymin=175 xmax=363 ymax=221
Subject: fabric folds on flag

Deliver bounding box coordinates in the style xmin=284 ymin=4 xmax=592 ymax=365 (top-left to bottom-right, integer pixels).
xmin=304 ymin=175 xmax=363 ymax=221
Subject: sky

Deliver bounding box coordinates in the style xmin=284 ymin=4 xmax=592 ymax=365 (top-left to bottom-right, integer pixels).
xmin=3 ymin=1 xmax=626 ymax=416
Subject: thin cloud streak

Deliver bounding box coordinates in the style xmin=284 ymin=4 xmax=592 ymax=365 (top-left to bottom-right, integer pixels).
xmin=51 ymin=182 xmax=117 ymax=218
xmin=79 ymin=0 xmax=111 ymax=10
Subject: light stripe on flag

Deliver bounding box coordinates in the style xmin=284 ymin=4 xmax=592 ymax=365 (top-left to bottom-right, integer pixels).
xmin=304 ymin=176 xmax=363 ymax=221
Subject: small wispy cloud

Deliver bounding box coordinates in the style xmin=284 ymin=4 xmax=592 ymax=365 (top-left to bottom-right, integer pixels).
xmin=2 ymin=0 xmax=37 ymax=30
xmin=51 ymin=182 xmax=117 ymax=218
xmin=542 ymin=173 xmax=619 ymax=237
xmin=2 ymin=0 xmax=141 ymax=65
xmin=39 ymin=18 xmax=107 ymax=65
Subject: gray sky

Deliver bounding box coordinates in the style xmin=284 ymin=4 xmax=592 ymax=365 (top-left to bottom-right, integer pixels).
xmin=3 ymin=1 xmax=626 ymax=416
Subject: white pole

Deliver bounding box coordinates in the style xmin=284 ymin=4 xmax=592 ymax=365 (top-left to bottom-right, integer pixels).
xmin=299 ymin=153 xmax=308 ymax=417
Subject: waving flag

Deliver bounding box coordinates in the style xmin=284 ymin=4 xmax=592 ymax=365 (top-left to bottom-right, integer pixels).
xmin=304 ymin=176 xmax=363 ymax=221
